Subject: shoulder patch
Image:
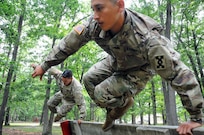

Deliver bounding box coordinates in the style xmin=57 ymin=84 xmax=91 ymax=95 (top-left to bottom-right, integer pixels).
xmin=74 ymin=24 xmax=85 ymax=35
xmin=154 ymin=55 xmax=166 ymax=70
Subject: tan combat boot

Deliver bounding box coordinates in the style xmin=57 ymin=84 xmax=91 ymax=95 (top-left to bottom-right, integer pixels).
xmin=102 ymin=108 xmax=115 ymax=132
xmin=102 ymin=97 xmax=134 ymax=131
xmin=110 ymin=97 xmax=134 ymax=119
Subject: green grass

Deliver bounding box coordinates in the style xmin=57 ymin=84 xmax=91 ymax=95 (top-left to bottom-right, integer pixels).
xmin=3 ymin=122 xmax=62 ymax=135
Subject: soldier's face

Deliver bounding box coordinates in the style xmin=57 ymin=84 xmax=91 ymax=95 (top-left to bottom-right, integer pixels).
xmin=62 ymin=77 xmax=72 ymax=86
xmin=91 ymin=0 xmax=124 ymax=33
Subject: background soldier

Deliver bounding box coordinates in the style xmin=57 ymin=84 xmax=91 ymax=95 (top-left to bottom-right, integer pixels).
xmin=32 ymin=64 xmax=86 ymax=122
xmin=32 ymin=0 xmax=203 ymax=134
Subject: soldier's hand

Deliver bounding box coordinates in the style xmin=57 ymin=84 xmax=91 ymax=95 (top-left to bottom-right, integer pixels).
xmin=31 ymin=63 xmax=38 ymax=69
xmin=177 ymin=121 xmax=202 ymax=135
xmin=31 ymin=64 xmax=45 ymax=80
xmin=77 ymin=119 xmax=82 ymax=125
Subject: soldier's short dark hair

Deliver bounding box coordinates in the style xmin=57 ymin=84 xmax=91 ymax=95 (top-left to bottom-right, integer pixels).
xmin=62 ymin=69 xmax=73 ymax=78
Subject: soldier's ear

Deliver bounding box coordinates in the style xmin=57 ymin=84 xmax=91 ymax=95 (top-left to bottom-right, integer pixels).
xmin=117 ymin=0 xmax=124 ymax=12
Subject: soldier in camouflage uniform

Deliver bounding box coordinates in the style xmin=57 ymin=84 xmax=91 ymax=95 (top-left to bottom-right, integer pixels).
xmin=32 ymin=0 xmax=203 ymax=134
xmin=32 ymin=65 xmax=86 ymax=122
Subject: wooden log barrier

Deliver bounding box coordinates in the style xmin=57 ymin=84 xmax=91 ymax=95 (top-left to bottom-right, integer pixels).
xmin=61 ymin=120 xmax=204 ymax=135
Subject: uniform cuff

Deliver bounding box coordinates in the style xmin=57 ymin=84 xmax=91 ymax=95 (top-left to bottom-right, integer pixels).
xmin=41 ymin=63 xmax=50 ymax=72
xmin=190 ymin=118 xmax=203 ymax=124
xmin=190 ymin=112 xmax=203 ymax=120
xmin=190 ymin=112 xmax=203 ymax=124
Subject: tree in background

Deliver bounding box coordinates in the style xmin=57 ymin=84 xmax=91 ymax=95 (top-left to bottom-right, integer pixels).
xmin=0 ymin=0 xmax=26 ymax=134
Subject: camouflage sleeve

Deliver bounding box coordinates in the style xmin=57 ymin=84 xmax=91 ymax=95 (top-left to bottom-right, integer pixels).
xmin=41 ymin=26 xmax=90 ymax=72
xmin=48 ymin=67 xmax=62 ymax=79
xmin=147 ymin=32 xmax=204 ymax=121
xmin=73 ymin=85 xmax=87 ymax=120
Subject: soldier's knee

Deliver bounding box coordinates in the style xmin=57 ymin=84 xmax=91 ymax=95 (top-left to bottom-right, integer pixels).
xmin=94 ymin=85 xmax=104 ymax=100
xmin=47 ymin=101 xmax=57 ymax=113
xmin=48 ymin=106 xmax=57 ymax=113
xmin=93 ymin=86 xmax=105 ymax=105
xmin=95 ymin=85 xmax=126 ymax=108
xmin=47 ymin=100 xmax=51 ymax=107
xmin=83 ymin=72 xmax=89 ymax=85
xmin=83 ymin=72 xmax=94 ymax=93
xmin=94 ymin=85 xmax=113 ymax=107
xmin=83 ymin=71 xmax=88 ymax=79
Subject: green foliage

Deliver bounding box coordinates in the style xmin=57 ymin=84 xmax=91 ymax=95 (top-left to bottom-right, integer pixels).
xmin=0 ymin=1 xmax=16 ymax=17
xmin=129 ymin=0 xmax=161 ymax=22
xmin=63 ymin=41 xmax=103 ymax=79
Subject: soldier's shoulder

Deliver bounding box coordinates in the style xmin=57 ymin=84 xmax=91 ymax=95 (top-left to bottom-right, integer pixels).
xmin=126 ymin=9 xmax=163 ymax=34
xmin=72 ymin=77 xmax=82 ymax=86
xmin=73 ymin=15 xmax=99 ymax=37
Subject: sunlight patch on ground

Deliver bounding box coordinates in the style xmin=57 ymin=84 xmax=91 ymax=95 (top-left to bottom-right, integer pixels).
xmin=9 ymin=122 xmax=60 ymax=127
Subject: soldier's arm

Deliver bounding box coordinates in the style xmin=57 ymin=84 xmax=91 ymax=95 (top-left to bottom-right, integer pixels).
xmin=41 ymin=26 xmax=89 ymax=72
xmin=147 ymin=35 xmax=203 ymax=120
xmin=48 ymin=67 xmax=62 ymax=79
xmin=147 ymin=33 xmax=203 ymax=134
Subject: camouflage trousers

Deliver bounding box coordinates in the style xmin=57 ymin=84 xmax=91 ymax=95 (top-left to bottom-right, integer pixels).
xmin=47 ymin=91 xmax=75 ymax=116
xmin=83 ymin=56 xmax=153 ymax=108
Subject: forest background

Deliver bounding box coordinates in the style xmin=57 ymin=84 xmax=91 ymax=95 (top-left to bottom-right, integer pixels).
xmin=0 ymin=0 xmax=203 ymax=134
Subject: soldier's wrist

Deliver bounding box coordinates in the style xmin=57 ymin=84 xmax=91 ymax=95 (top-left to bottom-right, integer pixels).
xmin=41 ymin=63 xmax=49 ymax=72
xmin=190 ymin=118 xmax=203 ymax=124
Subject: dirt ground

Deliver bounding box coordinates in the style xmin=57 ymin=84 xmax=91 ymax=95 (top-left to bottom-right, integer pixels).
xmin=2 ymin=128 xmax=41 ymax=135
xmin=2 ymin=122 xmax=61 ymax=135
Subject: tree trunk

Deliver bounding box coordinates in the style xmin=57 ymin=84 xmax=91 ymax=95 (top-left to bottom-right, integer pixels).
xmin=163 ymin=0 xmax=178 ymax=125
xmin=90 ymin=102 xmax=95 ymax=121
xmin=162 ymin=109 xmax=166 ymax=124
xmin=42 ymin=112 xmax=54 ymax=135
xmin=4 ymin=107 xmax=10 ymax=126
xmin=119 ymin=118 xmax=122 ymax=123
xmin=0 ymin=2 xmax=25 ymax=134
xmin=162 ymin=81 xmax=178 ymax=125
xmin=192 ymin=30 xmax=204 ymax=92
xmin=151 ymin=80 xmax=157 ymax=125
xmin=42 ymin=74 xmax=52 ymax=134
xmin=132 ymin=114 xmax=136 ymax=124
xmin=148 ymin=102 xmax=151 ymax=125
xmin=158 ymin=0 xmax=178 ymax=126
xmin=138 ymin=100 xmax=143 ymax=124
xmin=140 ymin=113 xmax=143 ymax=125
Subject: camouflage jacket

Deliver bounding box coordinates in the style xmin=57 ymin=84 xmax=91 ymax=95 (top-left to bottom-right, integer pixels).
xmin=41 ymin=9 xmax=164 ymax=72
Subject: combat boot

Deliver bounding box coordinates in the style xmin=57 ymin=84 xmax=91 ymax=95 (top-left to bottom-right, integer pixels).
xmin=102 ymin=97 xmax=134 ymax=131
xmin=110 ymin=97 xmax=134 ymax=119
xmin=54 ymin=114 xmax=63 ymax=122
xmin=102 ymin=108 xmax=115 ymax=132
